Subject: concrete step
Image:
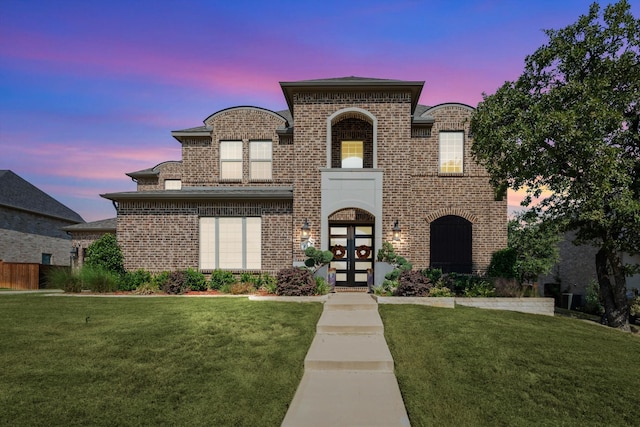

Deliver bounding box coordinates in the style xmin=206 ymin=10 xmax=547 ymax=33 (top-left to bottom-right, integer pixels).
xmin=304 ymin=333 xmax=394 ymax=372
xmin=324 ymin=292 xmax=378 ymax=311
xmin=281 ymin=370 xmax=410 ymax=427
xmin=316 ymin=308 xmax=384 ymax=334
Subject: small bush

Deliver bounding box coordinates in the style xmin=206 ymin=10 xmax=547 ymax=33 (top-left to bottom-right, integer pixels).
xmin=239 ymin=272 xmax=258 ymax=285
xmin=494 ymin=277 xmax=523 ymax=297
xmin=393 ymin=270 xmax=432 ymax=297
xmin=487 ymin=247 xmax=517 ymax=279
xmin=229 ymin=282 xmax=256 ymax=294
xmin=421 ymin=268 xmax=443 ymax=284
xmin=258 ymin=273 xmax=278 ymax=294
xmin=315 ymin=276 xmax=330 ymax=295
xmin=276 ymin=267 xmax=316 ymax=296
xmin=428 ymin=286 xmax=455 ymax=297
xmin=184 ymin=268 xmax=207 ymax=291
xmin=462 ymin=279 xmax=496 ymax=297
xmin=79 ymin=266 xmax=119 ymax=293
xmin=152 ymin=271 xmax=171 ymax=290
xmin=132 ymin=282 xmax=160 ymax=295
xmin=373 ymin=279 xmax=397 ymax=296
xmin=120 ymin=269 xmax=152 ymax=291
xmin=583 ymin=280 xmax=604 ymax=315
xmin=162 ymin=271 xmax=189 ymax=295
xmin=46 ymin=267 xmax=78 ymax=291
xmin=209 ymin=270 xmax=236 ymax=290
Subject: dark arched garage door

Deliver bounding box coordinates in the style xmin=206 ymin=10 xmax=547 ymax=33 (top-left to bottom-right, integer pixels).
xmin=430 ymin=215 xmax=472 ymax=273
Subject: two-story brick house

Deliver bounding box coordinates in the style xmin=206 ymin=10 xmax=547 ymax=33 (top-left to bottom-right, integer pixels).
xmin=101 ymin=77 xmax=507 ymax=288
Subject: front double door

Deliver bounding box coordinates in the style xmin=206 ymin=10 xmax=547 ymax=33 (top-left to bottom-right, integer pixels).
xmin=329 ymin=224 xmax=374 ymax=287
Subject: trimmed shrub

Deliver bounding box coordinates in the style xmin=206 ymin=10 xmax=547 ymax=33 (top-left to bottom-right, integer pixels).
xmin=120 ymin=269 xmax=152 ymax=291
xmin=84 ymin=233 xmax=125 ymax=276
xmin=276 ymin=267 xmax=316 ymax=296
xmin=184 ymin=268 xmax=207 ymax=291
xmin=393 ymin=270 xmax=432 ymax=297
xmin=209 ymin=270 xmax=235 ymax=290
xmin=162 ymin=271 xmax=189 ymax=295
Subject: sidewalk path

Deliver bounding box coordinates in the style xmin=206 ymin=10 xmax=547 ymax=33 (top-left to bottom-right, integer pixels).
xmin=282 ymin=292 xmax=410 ymax=427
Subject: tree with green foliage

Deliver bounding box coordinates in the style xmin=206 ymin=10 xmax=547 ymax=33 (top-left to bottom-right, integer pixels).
xmin=508 ymin=214 xmax=561 ymax=285
xmin=84 ymin=233 xmax=125 ymax=276
xmin=471 ymin=1 xmax=640 ymax=329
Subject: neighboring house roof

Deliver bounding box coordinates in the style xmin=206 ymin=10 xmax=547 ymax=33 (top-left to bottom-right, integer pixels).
xmin=0 ymin=170 xmax=84 ymax=223
xmin=61 ymin=217 xmax=116 ymax=233
xmin=101 ymin=186 xmax=294 ymax=202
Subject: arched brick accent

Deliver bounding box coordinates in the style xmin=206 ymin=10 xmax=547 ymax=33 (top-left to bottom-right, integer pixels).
xmin=425 ymin=208 xmax=478 ymax=224
xmin=326 ymin=107 xmax=378 ymax=168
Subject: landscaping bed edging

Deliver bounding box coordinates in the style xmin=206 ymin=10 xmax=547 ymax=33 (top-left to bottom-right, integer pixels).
xmin=455 ymin=297 xmax=555 ymax=316
xmin=374 ymin=296 xmax=555 ymax=316
xmin=373 ymin=296 xmax=455 ymax=308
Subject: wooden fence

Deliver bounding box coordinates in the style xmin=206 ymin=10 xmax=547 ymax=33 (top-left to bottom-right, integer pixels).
xmin=0 ymin=260 xmax=40 ymax=290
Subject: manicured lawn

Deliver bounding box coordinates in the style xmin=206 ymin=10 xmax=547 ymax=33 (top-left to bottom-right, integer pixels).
xmin=380 ymin=304 xmax=640 ymax=427
xmin=0 ymin=295 xmax=322 ymax=426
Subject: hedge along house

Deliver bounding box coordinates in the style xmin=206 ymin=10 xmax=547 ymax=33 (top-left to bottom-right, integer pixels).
xmin=101 ymin=77 xmax=507 ymax=288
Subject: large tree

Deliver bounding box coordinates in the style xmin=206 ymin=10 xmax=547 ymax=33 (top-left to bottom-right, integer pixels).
xmin=471 ymin=0 xmax=640 ymax=330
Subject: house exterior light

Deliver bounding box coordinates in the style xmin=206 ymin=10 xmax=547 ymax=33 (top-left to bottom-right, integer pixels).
xmin=393 ymin=220 xmax=401 ymax=241
xmin=301 ymin=219 xmax=311 ymax=240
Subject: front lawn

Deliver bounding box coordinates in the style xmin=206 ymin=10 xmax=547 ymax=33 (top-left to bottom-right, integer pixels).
xmin=0 ymin=295 xmax=322 ymax=426
xmin=380 ymin=304 xmax=640 ymax=427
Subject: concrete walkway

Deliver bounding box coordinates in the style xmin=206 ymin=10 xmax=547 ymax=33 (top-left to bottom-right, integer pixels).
xmin=282 ymin=293 xmax=410 ymax=427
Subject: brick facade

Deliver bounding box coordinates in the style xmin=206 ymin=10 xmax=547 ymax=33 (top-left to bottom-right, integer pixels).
xmin=102 ymin=78 xmax=507 ymax=278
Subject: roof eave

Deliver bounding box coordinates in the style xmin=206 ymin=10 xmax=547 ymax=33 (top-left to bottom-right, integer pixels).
xmin=280 ymin=79 xmax=425 ymax=116
xmin=100 ymin=188 xmax=294 ymax=202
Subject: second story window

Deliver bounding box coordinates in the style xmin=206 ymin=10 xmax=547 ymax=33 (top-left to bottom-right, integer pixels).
xmin=439 ymin=132 xmax=464 ymax=174
xmin=341 ymin=140 xmax=363 ymax=168
xmin=250 ymin=140 xmax=272 ymax=180
xmin=220 ymin=140 xmax=243 ymax=181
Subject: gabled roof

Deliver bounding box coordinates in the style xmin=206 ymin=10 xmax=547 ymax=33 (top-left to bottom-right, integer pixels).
xmin=0 ymin=170 xmax=84 ymax=223
xmin=279 ymin=76 xmax=425 ymax=116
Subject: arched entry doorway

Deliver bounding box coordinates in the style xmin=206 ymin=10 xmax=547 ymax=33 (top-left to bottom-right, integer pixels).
xmin=328 ymin=208 xmax=375 ymax=287
xmin=430 ymin=215 xmax=472 ymax=273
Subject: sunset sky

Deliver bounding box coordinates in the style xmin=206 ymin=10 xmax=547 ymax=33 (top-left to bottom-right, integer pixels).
xmin=2 ymin=0 xmax=636 ymax=222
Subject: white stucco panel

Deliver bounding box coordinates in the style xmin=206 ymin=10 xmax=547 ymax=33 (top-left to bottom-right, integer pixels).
xmin=320 ymin=169 xmax=383 ymax=251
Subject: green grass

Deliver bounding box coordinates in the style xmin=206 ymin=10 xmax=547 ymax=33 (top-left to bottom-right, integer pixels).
xmin=0 ymin=295 xmax=322 ymax=426
xmin=380 ymin=304 xmax=640 ymax=427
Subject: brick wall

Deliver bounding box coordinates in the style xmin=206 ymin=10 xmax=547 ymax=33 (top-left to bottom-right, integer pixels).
xmin=115 ymin=87 xmax=506 ymax=276
xmin=117 ymin=200 xmax=292 ymax=273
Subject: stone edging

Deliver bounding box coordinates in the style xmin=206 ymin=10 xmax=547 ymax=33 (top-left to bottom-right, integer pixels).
xmin=373 ymin=295 xmax=555 ymax=316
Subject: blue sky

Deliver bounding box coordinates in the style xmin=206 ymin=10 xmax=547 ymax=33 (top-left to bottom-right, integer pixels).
xmin=1 ymin=0 xmax=636 ymax=221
